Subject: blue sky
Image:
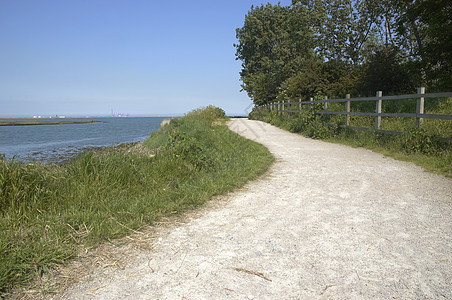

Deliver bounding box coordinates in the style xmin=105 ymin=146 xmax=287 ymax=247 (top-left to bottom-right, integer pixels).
xmin=0 ymin=0 xmax=292 ymax=117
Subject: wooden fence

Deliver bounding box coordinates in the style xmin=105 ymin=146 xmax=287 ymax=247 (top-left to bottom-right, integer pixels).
xmin=256 ymin=88 xmax=452 ymax=137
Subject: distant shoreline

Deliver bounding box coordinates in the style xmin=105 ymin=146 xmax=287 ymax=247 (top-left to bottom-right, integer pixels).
xmin=0 ymin=120 xmax=102 ymax=126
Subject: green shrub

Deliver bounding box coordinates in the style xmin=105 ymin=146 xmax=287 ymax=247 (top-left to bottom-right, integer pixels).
xmin=303 ymin=117 xmax=331 ymax=139
xmin=287 ymin=118 xmax=306 ymax=133
xmin=402 ymin=129 xmax=440 ymax=155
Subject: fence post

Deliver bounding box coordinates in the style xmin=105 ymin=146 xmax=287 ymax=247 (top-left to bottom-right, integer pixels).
xmin=323 ymin=96 xmax=328 ymax=120
xmin=345 ymin=94 xmax=351 ymax=126
xmin=309 ymin=97 xmax=313 ymax=112
xmin=375 ymin=91 xmax=383 ymax=130
xmin=298 ymin=99 xmax=302 ymax=117
xmin=278 ymin=101 xmax=281 ymax=115
xmin=416 ymin=87 xmax=425 ymax=129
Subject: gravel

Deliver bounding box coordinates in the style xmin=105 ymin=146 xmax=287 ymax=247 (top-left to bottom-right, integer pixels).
xmin=57 ymin=118 xmax=452 ymax=299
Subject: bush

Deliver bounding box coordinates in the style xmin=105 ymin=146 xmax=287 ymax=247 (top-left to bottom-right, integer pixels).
xmin=402 ymin=129 xmax=440 ymax=155
xmin=185 ymin=105 xmax=225 ymax=125
xmin=303 ymin=117 xmax=331 ymax=139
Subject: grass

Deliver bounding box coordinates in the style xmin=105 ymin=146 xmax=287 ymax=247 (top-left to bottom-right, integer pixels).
xmin=250 ymin=98 xmax=452 ymax=177
xmin=325 ymin=129 xmax=452 ymax=176
xmin=0 ymin=120 xmax=100 ymax=126
xmin=0 ymin=106 xmax=274 ymax=295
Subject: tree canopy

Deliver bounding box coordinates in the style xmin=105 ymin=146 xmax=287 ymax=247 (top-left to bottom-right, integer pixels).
xmin=235 ymin=1 xmax=452 ymax=105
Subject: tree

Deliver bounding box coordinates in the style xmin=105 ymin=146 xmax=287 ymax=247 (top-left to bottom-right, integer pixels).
xmin=292 ymin=0 xmax=380 ymax=65
xmin=235 ymin=4 xmax=315 ymax=105
xmin=282 ymin=58 xmax=328 ymax=100
xmin=359 ymin=46 xmax=414 ymax=96
xmin=393 ymin=0 xmax=452 ymax=90
xmin=236 ymin=0 xmax=451 ymax=108
xmin=290 ymin=0 xmax=382 ymax=96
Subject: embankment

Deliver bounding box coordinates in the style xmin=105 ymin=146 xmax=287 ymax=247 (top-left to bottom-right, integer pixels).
xmin=0 ymin=106 xmax=274 ymax=296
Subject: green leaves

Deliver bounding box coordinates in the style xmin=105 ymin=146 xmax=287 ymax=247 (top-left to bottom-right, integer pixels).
xmin=236 ymin=0 xmax=452 ymax=107
xmin=235 ymin=4 xmax=315 ymax=105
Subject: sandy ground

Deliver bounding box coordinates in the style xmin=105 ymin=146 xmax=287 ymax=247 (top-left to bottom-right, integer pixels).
xmin=55 ymin=118 xmax=451 ymax=299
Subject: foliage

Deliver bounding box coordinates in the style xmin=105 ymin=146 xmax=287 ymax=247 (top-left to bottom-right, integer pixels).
xmin=293 ymin=0 xmax=378 ymax=65
xmin=402 ymin=129 xmax=441 ymax=155
xmin=184 ymin=105 xmax=226 ymax=124
xmin=358 ymin=46 xmax=414 ymax=96
xmin=234 ymin=3 xmax=315 ymax=104
xmin=393 ymin=0 xmax=452 ymax=90
xmin=0 ymin=107 xmax=273 ymax=295
xmin=250 ymin=103 xmax=451 ymax=176
xmin=250 ymin=93 xmax=335 ymax=140
xmin=235 ymin=0 xmax=452 ymax=105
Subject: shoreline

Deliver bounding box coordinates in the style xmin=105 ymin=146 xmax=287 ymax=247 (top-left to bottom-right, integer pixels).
xmin=6 ymin=142 xmax=146 ymax=165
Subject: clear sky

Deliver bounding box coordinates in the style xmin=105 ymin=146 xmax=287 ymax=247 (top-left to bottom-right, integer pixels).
xmin=0 ymin=0 xmax=292 ymax=117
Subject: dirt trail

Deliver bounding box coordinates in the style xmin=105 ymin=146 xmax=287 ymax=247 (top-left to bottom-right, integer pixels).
xmin=60 ymin=119 xmax=451 ymax=299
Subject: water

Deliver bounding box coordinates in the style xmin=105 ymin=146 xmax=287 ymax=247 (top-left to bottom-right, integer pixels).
xmin=0 ymin=117 xmax=168 ymax=163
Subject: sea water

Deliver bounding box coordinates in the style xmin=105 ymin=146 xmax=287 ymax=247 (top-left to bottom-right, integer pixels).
xmin=0 ymin=117 xmax=168 ymax=163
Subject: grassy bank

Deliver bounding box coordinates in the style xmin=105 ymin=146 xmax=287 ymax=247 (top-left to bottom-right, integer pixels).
xmin=0 ymin=106 xmax=274 ymax=295
xmin=250 ymin=100 xmax=451 ymax=177
xmin=0 ymin=120 xmax=100 ymax=126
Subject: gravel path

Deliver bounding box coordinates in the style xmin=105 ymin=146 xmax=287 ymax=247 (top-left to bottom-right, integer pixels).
xmin=61 ymin=119 xmax=451 ymax=299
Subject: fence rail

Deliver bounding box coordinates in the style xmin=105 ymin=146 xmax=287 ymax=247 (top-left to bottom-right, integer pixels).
xmin=256 ymin=88 xmax=452 ymax=137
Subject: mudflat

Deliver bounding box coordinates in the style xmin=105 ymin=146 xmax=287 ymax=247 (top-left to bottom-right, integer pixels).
xmin=55 ymin=119 xmax=452 ymax=299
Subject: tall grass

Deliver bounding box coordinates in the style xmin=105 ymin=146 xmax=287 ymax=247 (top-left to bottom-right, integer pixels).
xmin=250 ymin=98 xmax=451 ymax=177
xmin=0 ymin=106 xmax=274 ymax=295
